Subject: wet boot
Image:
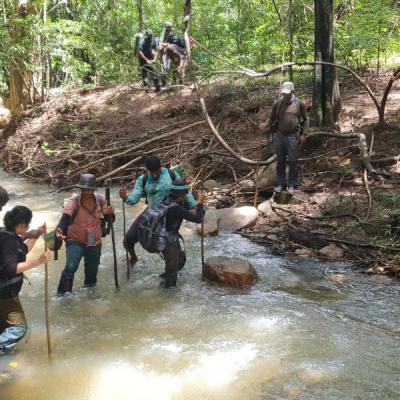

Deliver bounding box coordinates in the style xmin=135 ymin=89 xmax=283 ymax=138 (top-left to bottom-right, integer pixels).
xmin=164 ymin=272 xmax=177 ymax=288
xmin=57 ymin=270 xmax=74 ymax=296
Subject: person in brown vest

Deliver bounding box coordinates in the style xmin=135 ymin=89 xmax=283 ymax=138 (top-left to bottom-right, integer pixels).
xmin=259 ymin=81 xmax=309 ymax=194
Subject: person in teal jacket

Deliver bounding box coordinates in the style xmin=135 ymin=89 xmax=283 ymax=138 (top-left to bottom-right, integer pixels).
xmin=119 ymin=156 xmax=196 ymax=265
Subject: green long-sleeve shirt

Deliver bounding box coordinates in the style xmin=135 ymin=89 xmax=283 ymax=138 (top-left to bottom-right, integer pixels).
xmin=125 ymin=167 xmax=197 ymax=209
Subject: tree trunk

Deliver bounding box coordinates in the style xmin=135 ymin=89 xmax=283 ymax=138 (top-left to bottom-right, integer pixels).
xmin=5 ymin=1 xmax=35 ymax=115
xmin=288 ymin=0 xmax=294 ymax=81
xmin=312 ymin=0 xmax=341 ymax=127
xmin=136 ymin=0 xmax=143 ymax=31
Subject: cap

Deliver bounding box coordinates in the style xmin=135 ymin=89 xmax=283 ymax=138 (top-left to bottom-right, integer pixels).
xmin=170 ymin=179 xmax=189 ymax=196
xmin=280 ymin=81 xmax=295 ymax=94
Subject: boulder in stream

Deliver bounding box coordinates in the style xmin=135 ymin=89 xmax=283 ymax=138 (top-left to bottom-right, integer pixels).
xmin=204 ymin=256 xmax=258 ymax=288
xmin=197 ymin=206 xmax=259 ymax=236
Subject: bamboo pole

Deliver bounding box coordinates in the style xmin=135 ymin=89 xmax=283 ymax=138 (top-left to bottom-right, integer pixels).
xmin=43 ymin=223 xmax=52 ymax=361
xmin=121 ymin=180 xmax=130 ymax=280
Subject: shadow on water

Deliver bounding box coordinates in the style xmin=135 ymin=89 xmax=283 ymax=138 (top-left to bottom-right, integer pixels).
xmin=1 ymin=170 xmax=400 ymax=399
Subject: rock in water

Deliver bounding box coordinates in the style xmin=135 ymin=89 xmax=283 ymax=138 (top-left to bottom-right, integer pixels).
xmin=204 ymin=256 xmax=258 ymax=288
xmin=196 ymin=210 xmax=219 ymax=236
xmin=217 ymin=206 xmax=258 ymax=232
xmin=319 ymin=244 xmax=344 ymax=259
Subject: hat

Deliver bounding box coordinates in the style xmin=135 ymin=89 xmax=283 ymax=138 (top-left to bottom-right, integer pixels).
xmin=76 ymin=174 xmax=97 ymax=190
xmin=280 ymin=81 xmax=295 ymax=94
xmin=164 ymin=21 xmax=173 ymax=28
xmin=170 ymin=179 xmax=189 ymax=196
xmin=0 ymin=186 xmax=9 ymax=204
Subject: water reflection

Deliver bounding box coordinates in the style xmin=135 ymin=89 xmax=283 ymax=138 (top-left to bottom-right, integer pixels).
xmin=1 ymin=170 xmax=400 ymax=399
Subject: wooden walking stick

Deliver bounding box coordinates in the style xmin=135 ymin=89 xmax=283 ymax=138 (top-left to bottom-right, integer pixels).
xmin=105 ymin=185 xmax=119 ymax=289
xmin=43 ymin=223 xmax=52 ymax=361
xmin=200 ymin=182 xmax=206 ymax=281
xmin=121 ymin=180 xmax=130 ymax=280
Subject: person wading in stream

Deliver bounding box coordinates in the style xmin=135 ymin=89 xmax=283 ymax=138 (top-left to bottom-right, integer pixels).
xmin=0 ymin=187 xmax=9 ymax=212
xmin=55 ymin=174 xmax=115 ymax=296
xmin=119 ymin=156 xmax=197 ymax=266
xmin=259 ymin=81 xmax=309 ymax=194
xmin=0 ymin=206 xmax=51 ymax=355
xmin=159 ymin=179 xmax=205 ymax=288
xmin=138 ymin=29 xmax=161 ymax=92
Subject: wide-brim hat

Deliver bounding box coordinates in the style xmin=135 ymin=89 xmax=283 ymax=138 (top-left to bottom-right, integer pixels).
xmin=170 ymin=179 xmax=189 ymax=196
xmin=76 ymin=174 xmax=97 ymax=190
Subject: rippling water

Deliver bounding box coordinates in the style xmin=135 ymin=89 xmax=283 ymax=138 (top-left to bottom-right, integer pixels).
xmin=0 ymin=170 xmax=399 ymax=399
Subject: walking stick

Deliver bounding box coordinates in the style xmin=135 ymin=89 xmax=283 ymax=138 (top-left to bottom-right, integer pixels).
xmin=121 ymin=180 xmax=130 ymax=280
xmin=43 ymin=223 xmax=52 ymax=361
xmin=200 ymin=182 xmax=205 ymax=281
xmin=105 ymin=186 xmax=119 ymax=289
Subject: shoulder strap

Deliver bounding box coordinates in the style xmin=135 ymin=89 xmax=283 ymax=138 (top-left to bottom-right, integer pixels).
xmin=142 ymin=173 xmax=148 ymax=190
xmin=293 ymin=97 xmax=302 ymax=121
xmin=275 ymin=98 xmax=283 ymax=123
xmin=70 ymin=195 xmax=81 ymax=224
xmin=168 ymin=169 xmax=176 ymax=181
xmin=95 ymin=193 xmax=105 ymax=208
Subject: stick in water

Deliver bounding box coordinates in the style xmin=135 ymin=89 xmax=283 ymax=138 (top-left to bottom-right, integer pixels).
xmin=43 ymin=223 xmax=52 ymax=361
xmin=121 ymin=180 xmax=130 ymax=280
xmin=105 ymin=186 xmax=119 ymax=289
xmin=199 ymin=183 xmax=205 ymax=281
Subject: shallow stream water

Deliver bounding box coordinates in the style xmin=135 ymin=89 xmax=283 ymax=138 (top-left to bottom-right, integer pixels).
xmin=0 ymin=170 xmax=399 ymax=399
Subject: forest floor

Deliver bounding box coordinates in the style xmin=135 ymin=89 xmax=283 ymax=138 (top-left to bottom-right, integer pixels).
xmin=1 ymin=71 xmax=400 ymax=277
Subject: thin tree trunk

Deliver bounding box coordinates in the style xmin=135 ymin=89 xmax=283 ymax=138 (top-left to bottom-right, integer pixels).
xmin=313 ymin=0 xmax=341 ymax=126
xmin=288 ymin=0 xmax=294 ymax=81
xmin=136 ymin=0 xmax=143 ymax=31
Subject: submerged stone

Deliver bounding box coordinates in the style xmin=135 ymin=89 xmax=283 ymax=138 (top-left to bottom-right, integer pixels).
xmin=204 ymin=256 xmax=258 ymax=288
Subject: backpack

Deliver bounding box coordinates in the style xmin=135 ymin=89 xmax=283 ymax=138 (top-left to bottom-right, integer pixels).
xmin=142 ymin=168 xmax=176 ymax=204
xmin=272 ymin=96 xmax=304 ymax=134
xmin=133 ymin=32 xmax=144 ymax=56
xmin=137 ymin=202 xmax=176 ymax=253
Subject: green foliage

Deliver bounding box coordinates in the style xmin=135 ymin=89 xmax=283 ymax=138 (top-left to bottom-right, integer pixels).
xmin=0 ymin=0 xmax=399 ymax=94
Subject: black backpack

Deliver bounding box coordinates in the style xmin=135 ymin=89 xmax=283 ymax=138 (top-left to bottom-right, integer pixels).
xmin=137 ymin=201 xmax=177 ymax=253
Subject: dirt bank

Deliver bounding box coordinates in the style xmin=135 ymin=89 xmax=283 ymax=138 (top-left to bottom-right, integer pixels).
xmin=1 ymin=74 xmax=399 ymax=276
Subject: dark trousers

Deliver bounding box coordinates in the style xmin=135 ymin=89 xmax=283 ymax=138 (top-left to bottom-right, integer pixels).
xmin=139 ymin=59 xmax=160 ymax=91
xmin=0 ymin=297 xmax=28 ymax=354
xmin=162 ymin=240 xmax=181 ymax=288
xmin=276 ymin=131 xmax=299 ymax=188
xmin=124 ymin=218 xmax=139 ymax=252
xmin=57 ymin=241 xmax=102 ymax=295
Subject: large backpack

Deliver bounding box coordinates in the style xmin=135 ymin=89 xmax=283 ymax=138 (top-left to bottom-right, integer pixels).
xmin=133 ymin=32 xmax=144 ymax=56
xmin=137 ymin=202 xmax=176 ymax=253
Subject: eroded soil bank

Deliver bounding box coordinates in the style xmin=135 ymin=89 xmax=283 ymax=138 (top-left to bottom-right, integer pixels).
xmin=1 ymin=73 xmax=399 ymax=276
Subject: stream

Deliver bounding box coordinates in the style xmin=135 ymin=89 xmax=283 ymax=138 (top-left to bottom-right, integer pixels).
xmin=0 ymin=169 xmax=399 ymax=400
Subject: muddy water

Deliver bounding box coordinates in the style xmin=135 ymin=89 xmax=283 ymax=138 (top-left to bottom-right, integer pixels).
xmin=0 ymin=170 xmax=400 ymax=400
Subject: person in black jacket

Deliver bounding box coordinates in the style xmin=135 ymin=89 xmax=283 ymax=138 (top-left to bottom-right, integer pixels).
xmin=162 ymin=180 xmax=205 ymax=288
xmin=0 ymin=206 xmax=50 ymax=355
xmin=0 ymin=187 xmax=9 ymax=211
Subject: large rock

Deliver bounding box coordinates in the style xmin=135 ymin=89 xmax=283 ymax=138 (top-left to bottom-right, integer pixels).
xmin=197 ymin=206 xmax=259 ymax=236
xmin=257 ymin=200 xmax=275 ymax=216
xmin=321 ymin=194 xmax=355 ymax=217
xmin=197 ymin=210 xmax=219 ymax=236
xmin=255 ymin=163 xmax=277 ymax=187
xmin=203 ymin=179 xmax=221 ymax=190
xmin=319 ymin=244 xmax=344 ymax=259
xmin=217 ymin=206 xmax=259 ymax=232
xmin=204 ymin=256 xmax=258 ymax=288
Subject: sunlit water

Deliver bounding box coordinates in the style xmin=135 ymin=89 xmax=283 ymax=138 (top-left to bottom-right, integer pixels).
xmin=0 ymin=169 xmax=399 ymax=399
